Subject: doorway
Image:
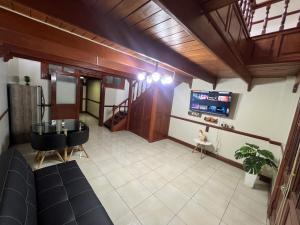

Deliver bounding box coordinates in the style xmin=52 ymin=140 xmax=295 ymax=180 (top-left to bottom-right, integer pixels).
xmin=51 ymin=72 xmax=80 ymax=120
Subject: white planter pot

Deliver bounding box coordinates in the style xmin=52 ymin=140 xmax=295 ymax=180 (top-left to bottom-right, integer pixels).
xmin=244 ymin=172 xmax=258 ymax=188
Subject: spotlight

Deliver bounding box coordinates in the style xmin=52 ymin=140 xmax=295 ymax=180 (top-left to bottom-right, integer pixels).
xmin=151 ymin=72 xmax=161 ymax=82
xmin=161 ymin=75 xmax=173 ymax=84
xmin=146 ymin=76 xmax=152 ymax=84
xmin=137 ymin=72 xmax=146 ymax=81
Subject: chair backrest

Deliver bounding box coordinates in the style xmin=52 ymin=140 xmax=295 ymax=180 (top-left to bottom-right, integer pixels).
xmin=0 ymin=148 xmax=37 ymax=225
xmin=31 ymin=133 xmax=67 ymax=151
xmin=67 ymin=127 xmax=89 ymax=147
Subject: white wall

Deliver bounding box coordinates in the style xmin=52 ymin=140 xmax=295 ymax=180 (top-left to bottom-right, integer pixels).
xmin=0 ymin=58 xmax=10 ymax=153
xmin=169 ymin=77 xmax=300 ymax=175
xmin=104 ymin=80 xmax=129 ymax=121
xmin=7 ymin=58 xmax=51 ymax=121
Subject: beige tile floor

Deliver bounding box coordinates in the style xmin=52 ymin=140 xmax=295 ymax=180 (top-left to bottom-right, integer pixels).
xmin=16 ymin=114 xmax=269 ymax=225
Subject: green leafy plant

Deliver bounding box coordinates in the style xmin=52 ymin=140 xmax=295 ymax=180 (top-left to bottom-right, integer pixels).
xmin=234 ymin=143 xmax=277 ymax=175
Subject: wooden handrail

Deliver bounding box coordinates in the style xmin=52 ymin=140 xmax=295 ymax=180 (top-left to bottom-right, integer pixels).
xmin=170 ymin=115 xmax=283 ymax=151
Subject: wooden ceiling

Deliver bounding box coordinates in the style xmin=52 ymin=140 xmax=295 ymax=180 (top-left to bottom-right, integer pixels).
xmin=0 ymin=0 xmax=238 ymax=80
xmin=108 ymin=0 xmax=237 ymax=78
xmin=0 ymin=0 xmax=299 ymax=82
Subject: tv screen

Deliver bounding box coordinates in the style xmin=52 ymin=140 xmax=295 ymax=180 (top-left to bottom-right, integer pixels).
xmin=190 ymin=91 xmax=232 ymax=117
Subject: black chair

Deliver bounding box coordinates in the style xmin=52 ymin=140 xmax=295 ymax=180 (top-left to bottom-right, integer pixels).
xmin=30 ymin=133 xmax=67 ymax=168
xmin=67 ymin=126 xmax=89 ymax=160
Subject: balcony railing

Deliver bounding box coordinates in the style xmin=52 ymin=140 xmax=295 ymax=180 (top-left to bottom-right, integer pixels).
xmin=238 ymin=0 xmax=300 ymax=36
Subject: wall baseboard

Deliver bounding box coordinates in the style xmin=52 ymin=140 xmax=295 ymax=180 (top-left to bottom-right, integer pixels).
xmin=83 ymin=112 xmax=99 ymax=120
xmin=167 ymin=135 xmax=243 ymax=170
xmin=167 ymin=135 xmax=272 ymax=185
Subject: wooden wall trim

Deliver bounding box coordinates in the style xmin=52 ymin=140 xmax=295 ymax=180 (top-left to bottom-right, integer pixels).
xmin=170 ymin=115 xmax=283 ymax=150
xmin=86 ymin=98 xmax=100 ymax=104
xmin=0 ymin=109 xmax=8 ymax=121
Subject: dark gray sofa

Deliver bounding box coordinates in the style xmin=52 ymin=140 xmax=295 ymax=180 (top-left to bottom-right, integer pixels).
xmin=0 ymin=147 xmax=114 ymax=225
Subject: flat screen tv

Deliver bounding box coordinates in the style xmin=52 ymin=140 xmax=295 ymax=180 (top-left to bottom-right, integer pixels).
xmin=190 ymin=91 xmax=232 ymax=117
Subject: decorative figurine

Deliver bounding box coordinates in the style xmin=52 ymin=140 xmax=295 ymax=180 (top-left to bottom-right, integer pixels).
xmin=199 ymin=129 xmax=207 ymax=142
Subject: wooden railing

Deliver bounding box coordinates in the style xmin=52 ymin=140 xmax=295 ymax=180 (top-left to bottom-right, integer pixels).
xmin=131 ymin=79 xmax=150 ymax=102
xmin=238 ymin=0 xmax=300 ymax=36
xmin=111 ymin=98 xmax=129 ymax=126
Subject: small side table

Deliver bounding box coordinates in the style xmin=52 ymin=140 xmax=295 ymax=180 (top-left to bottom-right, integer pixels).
xmin=193 ymin=138 xmax=212 ymax=159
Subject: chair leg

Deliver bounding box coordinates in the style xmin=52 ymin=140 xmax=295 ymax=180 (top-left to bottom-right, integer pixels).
xmin=64 ymin=147 xmax=68 ymax=162
xmin=38 ymin=152 xmax=46 ymax=169
xmin=80 ymin=145 xmax=89 ymax=158
xmin=68 ymin=147 xmax=75 ymax=161
xmin=55 ymin=151 xmax=64 ymax=162
xmin=35 ymin=151 xmax=41 ymax=162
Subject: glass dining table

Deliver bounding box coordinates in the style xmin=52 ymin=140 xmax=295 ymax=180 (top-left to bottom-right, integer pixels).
xmin=32 ymin=119 xmax=88 ymax=135
xmin=31 ymin=119 xmax=89 ymax=165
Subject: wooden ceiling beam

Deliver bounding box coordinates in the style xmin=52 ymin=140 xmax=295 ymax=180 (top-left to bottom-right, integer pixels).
xmin=200 ymin=0 xmax=236 ymax=12
xmin=11 ymin=0 xmax=217 ymax=83
xmin=153 ymin=0 xmax=253 ymax=84
xmin=0 ymin=8 xmax=192 ymax=84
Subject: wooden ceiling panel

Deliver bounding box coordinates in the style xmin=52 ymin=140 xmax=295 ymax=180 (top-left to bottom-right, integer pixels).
xmin=11 ymin=1 xmax=29 ymax=15
xmin=92 ymin=0 xmax=123 ymax=14
xmin=145 ymin=18 xmax=178 ymax=35
xmin=110 ymin=0 xmax=149 ymax=19
xmin=133 ymin=10 xmax=170 ymax=30
xmin=159 ymin=31 xmax=189 ymax=42
xmin=171 ymin=41 xmax=205 ymax=53
xmin=0 ymin=0 xmax=11 ymax=8
xmin=164 ymin=35 xmax=194 ymax=46
xmin=125 ymin=1 xmax=160 ymax=25
xmin=151 ymin=24 xmax=184 ymax=39
xmin=30 ymin=8 xmax=48 ymax=22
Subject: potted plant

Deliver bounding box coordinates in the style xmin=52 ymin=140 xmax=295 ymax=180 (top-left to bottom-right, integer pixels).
xmin=24 ymin=76 xmax=30 ymax=86
xmin=234 ymin=143 xmax=277 ymax=188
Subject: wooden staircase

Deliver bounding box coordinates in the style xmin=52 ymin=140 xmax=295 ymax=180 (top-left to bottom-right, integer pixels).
xmin=104 ymin=80 xmax=150 ymax=132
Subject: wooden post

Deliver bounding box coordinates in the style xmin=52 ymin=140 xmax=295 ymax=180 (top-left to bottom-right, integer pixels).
xmin=279 ymin=0 xmax=290 ymax=31
xmin=242 ymin=0 xmax=248 ymax=15
xmin=127 ymin=80 xmax=133 ymax=130
xmin=98 ymin=81 xmax=105 ymax=126
xmin=262 ymin=4 xmax=271 ymax=35
xmin=239 ymin=0 xmax=244 ymax=9
xmin=248 ymin=6 xmax=255 ymax=32
xmin=245 ymin=1 xmax=251 ymax=24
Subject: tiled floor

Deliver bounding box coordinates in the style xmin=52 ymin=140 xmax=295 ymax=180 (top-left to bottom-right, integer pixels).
xmin=17 ymin=114 xmax=269 ymax=225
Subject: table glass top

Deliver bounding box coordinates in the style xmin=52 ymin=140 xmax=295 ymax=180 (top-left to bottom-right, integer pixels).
xmin=32 ymin=119 xmax=87 ymax=134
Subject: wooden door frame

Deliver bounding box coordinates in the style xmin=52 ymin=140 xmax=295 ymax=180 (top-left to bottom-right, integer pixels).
xmin=98 ymin=80 xmax=105 ymax=126
xmin=50 ymin=71 xmax=80 ymax=119
xmin=269 ymin=98 xmax=300 ymax=224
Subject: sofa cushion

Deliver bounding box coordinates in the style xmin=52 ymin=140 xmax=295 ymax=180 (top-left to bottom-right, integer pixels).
xmin=0 ymin=148 xmax=37 ymax=225
xmin=35 ymin=160 xmax=113 ymax=225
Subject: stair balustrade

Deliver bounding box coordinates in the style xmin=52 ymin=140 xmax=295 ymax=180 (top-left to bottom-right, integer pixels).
xmin=237 ymin=0 xmax=300 ymax=36
xmin=105 ymin=79 xmax=151 ymax=131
